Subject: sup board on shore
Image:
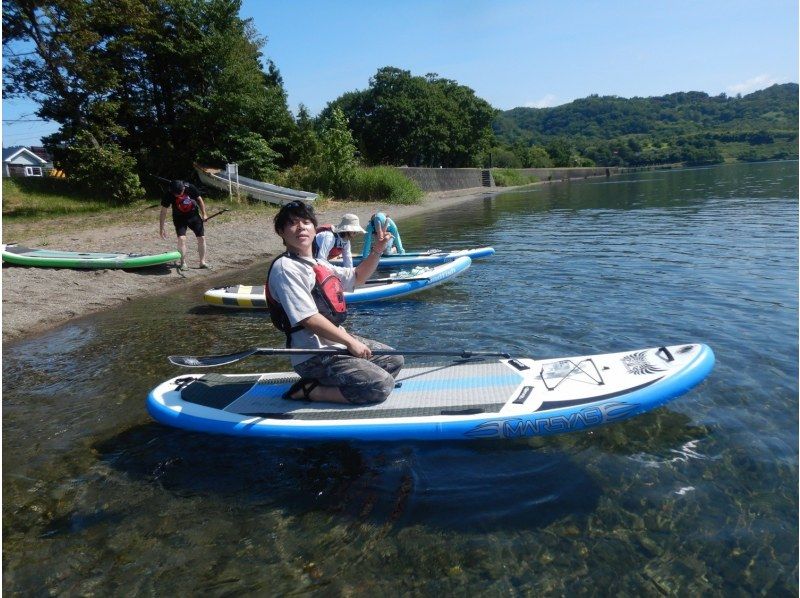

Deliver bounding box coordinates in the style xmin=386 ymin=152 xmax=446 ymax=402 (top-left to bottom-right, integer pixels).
xmin=203 ymin=256 xmax=472 ymax=309
xmin=1 ymin=244 xmax=182 ymax=269
xmin=147 ymin=343 xmax=714 ymax=441
xmin=330 ymin=247 xmax=495 ymax=268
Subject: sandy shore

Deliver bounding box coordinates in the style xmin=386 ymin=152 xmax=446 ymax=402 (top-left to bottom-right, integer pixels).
xmin=2 ymin=186 xmax=506 ymax=343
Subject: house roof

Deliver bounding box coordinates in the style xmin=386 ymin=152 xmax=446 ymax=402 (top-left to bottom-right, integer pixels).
xmin=29 ymin=146 xmax=53 ymax=162
xmin=2 ymin=146 xmax=48 ymax=164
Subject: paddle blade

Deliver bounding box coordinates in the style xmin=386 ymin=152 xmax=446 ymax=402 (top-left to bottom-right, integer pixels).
xmin=168 ymin=348 xmax=258 ymax=367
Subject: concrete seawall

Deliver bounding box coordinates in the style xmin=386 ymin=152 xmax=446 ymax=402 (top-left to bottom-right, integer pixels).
xmin=515 ymin=166 xmax=619 ymax=181
xmin=396 ymin=166 xmax=621 ymax=192
xmin=395 ymin=167 xmax=491 ymax=192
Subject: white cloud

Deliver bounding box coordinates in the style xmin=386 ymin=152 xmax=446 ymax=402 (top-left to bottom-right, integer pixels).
xmin=524 ymin=94 xmax=559 ymax=108
xmin=726 ymin=74 xmax=780 ymax=96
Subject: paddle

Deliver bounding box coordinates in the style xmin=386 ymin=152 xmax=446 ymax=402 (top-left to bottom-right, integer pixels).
xmin=168 ymin=347 xmax=511 ymax=368
xmin=203 ymin=208 xmax=230 ymax=222
xmin=369 ymin=249 xmax=442 ymax=258
xmin=406 ymin=248 xmax=441 ymax=256
xmin=363 ymin=275 xmax=431 ymax=285
xmin=149 ymin=173 xmax=172 ymax=184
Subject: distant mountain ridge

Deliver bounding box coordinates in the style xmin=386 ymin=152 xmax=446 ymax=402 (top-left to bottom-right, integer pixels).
xmin=491 ymin=83 xmax=797 ymax=166
xmin=494 ymin=83 xmax=798 ymax=143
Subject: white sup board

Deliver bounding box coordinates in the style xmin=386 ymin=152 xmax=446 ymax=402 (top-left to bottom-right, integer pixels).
xmin=147 ymin=343 xmax=715 ymax=442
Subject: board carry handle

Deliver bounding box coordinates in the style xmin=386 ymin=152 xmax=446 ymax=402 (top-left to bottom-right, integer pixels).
xmin=656 ymin=346 xmax=675 ymax=362
xmin=168 ymin=347 xmax=512 ymax=368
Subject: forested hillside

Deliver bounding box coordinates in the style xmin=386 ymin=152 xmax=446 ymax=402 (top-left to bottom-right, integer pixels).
xmin=492 ymin=84 xmax=798 ymax=167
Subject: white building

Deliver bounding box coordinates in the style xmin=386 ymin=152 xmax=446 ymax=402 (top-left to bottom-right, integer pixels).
xmin=2 ymin=146 xmax=53 ymax=178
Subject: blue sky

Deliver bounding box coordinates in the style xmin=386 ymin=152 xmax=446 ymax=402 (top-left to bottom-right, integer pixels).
xmin=3 ymin=0 xmax=798 ymax=147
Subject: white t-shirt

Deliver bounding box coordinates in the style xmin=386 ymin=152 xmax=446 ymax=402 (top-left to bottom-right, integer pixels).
xmin=315 ymin=230 xmax=353 ymax=268
xmin=267 ymin=253 xmax=356 ymax=365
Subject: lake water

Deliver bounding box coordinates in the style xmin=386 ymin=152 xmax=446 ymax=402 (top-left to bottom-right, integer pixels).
xmin=3 ymin=161 xmax=797 ymax=594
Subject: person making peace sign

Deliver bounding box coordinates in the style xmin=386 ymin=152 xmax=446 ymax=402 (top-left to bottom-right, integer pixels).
xmin=266 ymin=201 xmax=404 ymax=404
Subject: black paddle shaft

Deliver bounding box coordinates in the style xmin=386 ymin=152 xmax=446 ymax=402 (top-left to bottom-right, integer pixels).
xmin=168 ymin=347 xmax=512 ymax=368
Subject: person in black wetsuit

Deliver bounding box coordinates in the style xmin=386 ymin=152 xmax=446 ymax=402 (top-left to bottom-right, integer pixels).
xmin=159 ymin=179 xmax=208 ymax=270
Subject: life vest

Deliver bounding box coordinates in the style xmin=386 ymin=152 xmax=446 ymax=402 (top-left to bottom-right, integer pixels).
xmin=312 ymin=225 xmax=343 ymax=259
xmin=265 ymin=253 xmax=347 ymax=346
xmin=174 ymin=192 xmax=197 ymax=214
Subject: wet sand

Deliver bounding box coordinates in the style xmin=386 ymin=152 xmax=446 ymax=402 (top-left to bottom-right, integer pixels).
xmin=2 ymin=187 xmax=509 ymax=343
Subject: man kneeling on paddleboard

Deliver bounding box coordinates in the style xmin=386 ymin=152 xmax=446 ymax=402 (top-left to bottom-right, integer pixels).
xmin=267 ymin=201 xmax=403 ymax=404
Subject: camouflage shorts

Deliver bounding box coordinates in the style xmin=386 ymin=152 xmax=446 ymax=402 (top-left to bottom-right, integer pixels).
xmin=294 ymin=335 xmax=404 ymax=404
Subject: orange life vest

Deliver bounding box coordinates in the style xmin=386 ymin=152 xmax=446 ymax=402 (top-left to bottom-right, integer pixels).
xmin=265 ymin=253 xmax=347 ymax=346
xmin=312 ymin=224 xmax=343 ymax=259
xmin=174 ymin=192 xmax=197 ymax=214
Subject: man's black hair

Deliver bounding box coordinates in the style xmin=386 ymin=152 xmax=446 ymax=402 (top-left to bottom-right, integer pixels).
xmin=274 ymin=201 xmax=317 ymax=233
xmin=169 ymin=179 xmax=185 ymax=194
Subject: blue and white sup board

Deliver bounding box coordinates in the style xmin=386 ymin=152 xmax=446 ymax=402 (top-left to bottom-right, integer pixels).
xmin=147 ymin=343 xmax=714 ymax=442
xmin=330 ymin=247 xmax=495 ymax=268
xmin=203 ymin=256 xmax=472 ymax=309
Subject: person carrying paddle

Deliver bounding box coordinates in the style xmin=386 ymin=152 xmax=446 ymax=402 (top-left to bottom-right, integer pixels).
xmin=361 ymin=212 xmax=405 ymax=257
xmin=313 ymin=213 xmax=365 ymax=268
xmin=159 ymin=179 xmax=208 ymax=270
xmin=267 ymin=200 xmax=403 ymax=404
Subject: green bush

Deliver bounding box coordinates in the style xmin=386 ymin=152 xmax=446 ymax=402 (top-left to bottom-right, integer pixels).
xmin=58 ymin=131 xmax=144 ymax=203
xmin=492 ymin=169 xmax=540 ymax=187
xmin=278 ymin=164 xmax=316 ymax=192
xmin=278 ymin=165 xmax=422 ymax=204
xmin=348 ymin=167 xmax=423 ymax=204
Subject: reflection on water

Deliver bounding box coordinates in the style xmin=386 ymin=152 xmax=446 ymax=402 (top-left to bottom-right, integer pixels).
xmin=3 ymin=162 xmax=798 ymax=594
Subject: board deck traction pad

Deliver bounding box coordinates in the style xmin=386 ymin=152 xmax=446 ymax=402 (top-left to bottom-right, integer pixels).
xmin=178 ymin=357 xmax=518 ymax=420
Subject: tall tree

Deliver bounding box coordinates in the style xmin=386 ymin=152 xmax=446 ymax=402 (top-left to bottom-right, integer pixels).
xmin=317 ymin=106 xmax=358 ymax=197
xmin=3 ymin=0 xmax=297 ymax=190
xmin=326 ymin=67 xmax=496 ymax=168
xmin=3 ymin=0 xmax=149 ymax=198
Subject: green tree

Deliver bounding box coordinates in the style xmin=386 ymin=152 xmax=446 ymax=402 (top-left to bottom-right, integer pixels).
xmin=526 ymin=145 xmax=553 ymax=168
xmin=205 ymin=131 xmax=281 ymax=181
xmin=327 ymin=67 xmax=496 ymax=167
xmin=288 ymin=104 xmax=321 ymax=167
xmin=546 ymin=138 xmax=574 ymax=167
xmin=317 ymin=106 xmax=358 ymax=197
xmin=489 ymin=147 xmax=522 ymax=168
xmin=3 ymin=0 xmax=297 ymax=193
xmin=3 ymin=0 xmax=148 ymax=193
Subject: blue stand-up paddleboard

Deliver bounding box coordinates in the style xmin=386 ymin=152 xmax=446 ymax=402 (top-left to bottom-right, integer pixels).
xmin=203 ymin=256 xmax=472 ymax=308
xmin=330 ymin=247 xmax=495 ymax=268
xmin=147 ymin=343 xmax=714 ymax=442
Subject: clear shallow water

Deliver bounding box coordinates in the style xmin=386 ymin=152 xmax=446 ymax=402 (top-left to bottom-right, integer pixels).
xmin=3 ymin=162 xmax=797 ymax=594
